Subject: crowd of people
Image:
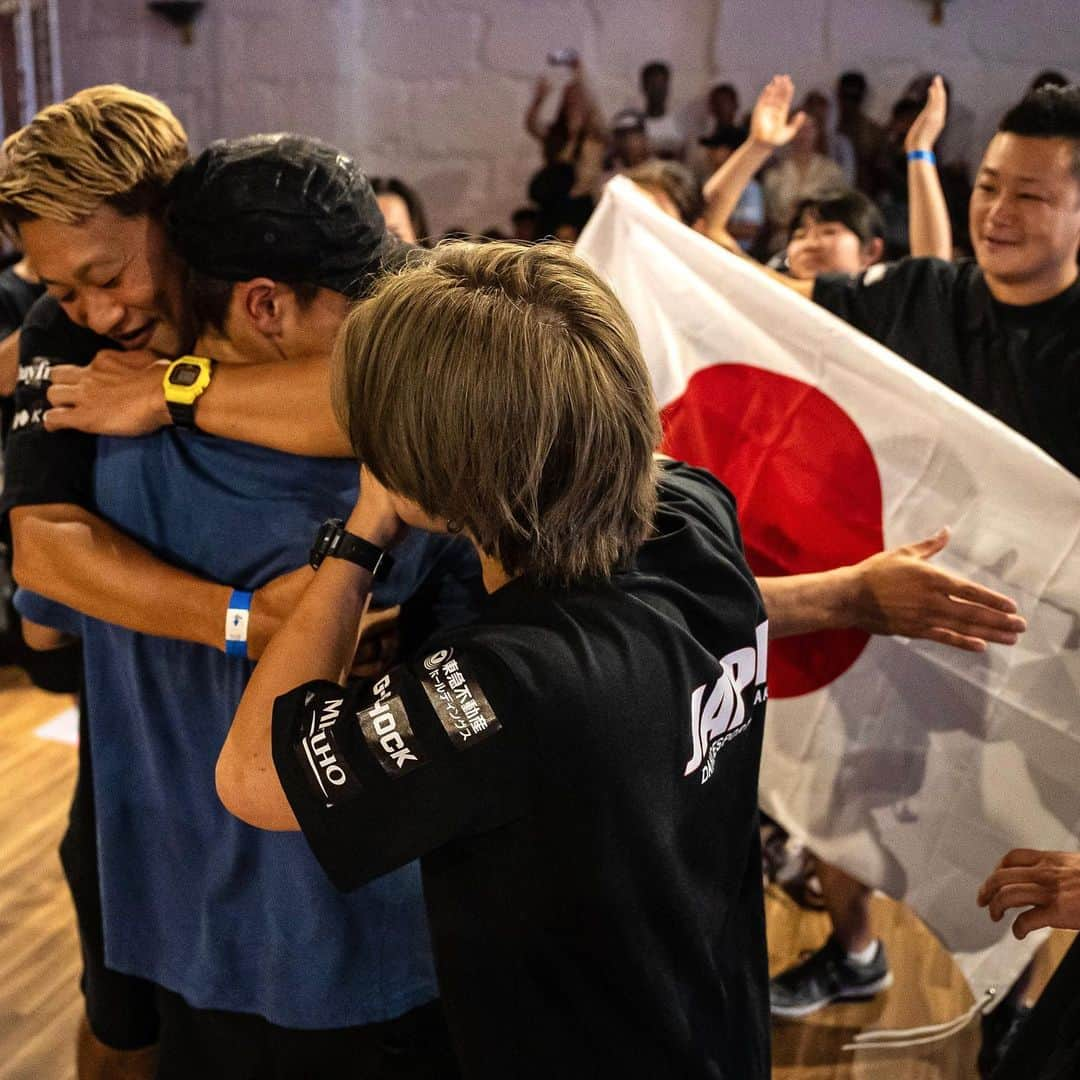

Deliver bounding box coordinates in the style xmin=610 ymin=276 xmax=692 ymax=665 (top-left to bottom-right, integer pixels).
xmin=0 ymin=47 xmax=1076 ymax=1080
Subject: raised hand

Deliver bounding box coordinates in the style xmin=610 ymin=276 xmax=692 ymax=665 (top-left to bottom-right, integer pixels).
xmin=750 ymin=75 xmax=807 ymax=150
xmin=905 ymin=74 xmax=948 ymax=154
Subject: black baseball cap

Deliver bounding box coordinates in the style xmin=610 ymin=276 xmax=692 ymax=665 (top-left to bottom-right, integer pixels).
xmin=167 ymin=133 xmax=406 ymax=299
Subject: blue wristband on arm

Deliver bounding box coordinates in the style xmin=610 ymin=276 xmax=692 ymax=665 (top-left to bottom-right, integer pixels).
xmin=907 ymin=149 xmax=936 ymax=164
xmin=225 ymin=589 xmax=253 ymax=659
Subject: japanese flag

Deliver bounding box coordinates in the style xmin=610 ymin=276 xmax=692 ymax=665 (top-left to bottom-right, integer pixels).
xmin=577 ymin=176 xmax=1080 ymax=1006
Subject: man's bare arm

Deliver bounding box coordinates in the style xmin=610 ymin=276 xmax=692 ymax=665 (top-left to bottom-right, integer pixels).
xmin=701 ymin=75 xmax=804 ymax=244
xmin=44 ymin=350 xmax=351 ymax=457
xmin=906 ymin=75 xmax=952 ymax=260
xmin=10 ymin=503 xmax=312 ymax=656
xmin=760 ymin=528 xmax=1026 ymax=651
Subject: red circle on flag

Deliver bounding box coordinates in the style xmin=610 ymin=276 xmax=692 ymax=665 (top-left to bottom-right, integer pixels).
xmin=661 ymin=363 xmax=884 ymax=699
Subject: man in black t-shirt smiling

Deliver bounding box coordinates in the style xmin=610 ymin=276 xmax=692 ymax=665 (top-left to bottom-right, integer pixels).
xmin=767 ymin=84 xmax=1080 ymax=1025
xmin=219 ymin=242 xmax=773 ymax=1079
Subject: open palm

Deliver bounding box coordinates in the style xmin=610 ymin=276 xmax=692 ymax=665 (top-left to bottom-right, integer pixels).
xmin=750 ymin=75 xmax=806 ymax=148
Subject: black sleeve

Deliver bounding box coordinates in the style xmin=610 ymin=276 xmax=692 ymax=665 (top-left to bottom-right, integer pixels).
xmin=1 ymin=298 xmax=100 ymax=517
xmin=812 ymin=257 xmax=957 ymax=341
xmin=272 ymin=639 xmax=530 ymax=892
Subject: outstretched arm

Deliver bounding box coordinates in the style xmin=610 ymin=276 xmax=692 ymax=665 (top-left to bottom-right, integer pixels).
xmin=759 ymin=527 xmax=1025 ymax=650
xmin=978 ymin=849 xmax=1080 ymax=939
xmin=11 ymin=502 xmax=311 ymax=657
xmin=700 ymin=75 xmax=805 ymax=243
xmin=44 ymin=349 xmax=352 ymax=458
xmin=905 ymin=75 xmax=952 ymax=260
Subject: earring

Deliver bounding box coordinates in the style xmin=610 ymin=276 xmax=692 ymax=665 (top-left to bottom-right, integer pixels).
xmin=446 ymin=519 xmax=462 ymax=534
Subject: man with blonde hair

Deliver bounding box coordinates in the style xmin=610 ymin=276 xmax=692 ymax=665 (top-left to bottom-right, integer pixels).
xmin=3 ymin=91 xmax=472 ymax=1076
xmin=218 ymin=239 xmax=774 ymax=1078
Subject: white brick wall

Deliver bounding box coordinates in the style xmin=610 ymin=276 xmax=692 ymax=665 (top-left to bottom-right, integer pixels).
xmin=58 ymin=0 xmax=1079 ymax=235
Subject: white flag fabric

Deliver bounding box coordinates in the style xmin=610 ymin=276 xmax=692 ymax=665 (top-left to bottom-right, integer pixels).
xmin=577 ymin=176 xmax=1080 ymax=1006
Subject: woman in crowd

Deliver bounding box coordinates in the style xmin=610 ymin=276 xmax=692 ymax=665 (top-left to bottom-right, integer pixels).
xmin=371 ymin=176 xmax=430 ymax=246
xmin=524 ymin=57 xmax=607 ymax=238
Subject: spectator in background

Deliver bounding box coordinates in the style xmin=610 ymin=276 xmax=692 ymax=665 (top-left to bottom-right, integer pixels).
xmin=706 ymin=82 xmax=742 ymax=133
xmin=371 ymin=176 xmax=429 ymax=246
xmin=761 ymin=110 xmax=845 ymax=254
xmin=624 ymin=160 xmax=704 ymax=228
xmin=801 ymin=90 xmax=856 ymax=186
xmin=510 ymin=206 xmax=540 ymax=242
xmin=595 ymin=109 xmax=656 ymax=204
xmin=698 ymin=126 xmax=764 ymax=251
xmin=636 ymin=60 xmax=685 ymax=159
xmin=835 ymin=70 xmax=885 ymax=193
xmin=701 ymin=75 xmax=950 ymax=270
xmin=525 ymin=60 xmax=606 ymax=239
xmin=774 ymin=190 xmax=884 ymax=278
xmin=870 ymin=95 xmax=924 ymax=257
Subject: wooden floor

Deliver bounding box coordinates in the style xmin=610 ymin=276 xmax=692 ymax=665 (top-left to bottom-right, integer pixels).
xmin=0 ymin=667 xmax=81 ymax=1080
xmin=0 ymin=667 xmax=1073 ymax=1079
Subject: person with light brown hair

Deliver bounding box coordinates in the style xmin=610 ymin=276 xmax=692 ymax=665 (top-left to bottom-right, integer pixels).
xmin=218 ymin=239 xmax=774 ymax=1078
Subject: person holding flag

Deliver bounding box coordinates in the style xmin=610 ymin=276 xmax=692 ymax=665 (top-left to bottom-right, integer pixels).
xmin=733 ymin=78 xmax=1080 ymax=1032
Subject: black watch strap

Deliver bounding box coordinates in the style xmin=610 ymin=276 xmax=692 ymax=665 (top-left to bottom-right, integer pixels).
xmin=166 ymin=400 xmax=197 ymax=428
xmin=310 ymin=518 xmax=393 ymax=577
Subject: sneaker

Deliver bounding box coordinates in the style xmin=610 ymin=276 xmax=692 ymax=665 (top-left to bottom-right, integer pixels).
xmin=770 ymin=936 xmax=893 ymax=1019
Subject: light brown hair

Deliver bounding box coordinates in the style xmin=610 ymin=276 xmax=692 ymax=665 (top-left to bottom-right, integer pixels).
xmin=625 ymin=160 xmax=705 ymax=227
xmin=0 ymin=84 xmax=188 ymax=228
xmin=334 ymin=241 xmax=660 ymax=585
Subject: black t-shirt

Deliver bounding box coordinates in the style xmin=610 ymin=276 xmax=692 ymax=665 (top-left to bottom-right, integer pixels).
xmin=2 ymin=295 xmax=107 ymax=517
xmin=0 ymin=265 xmax=45 ymax=445
xmin=813 ymin=257 xmax=1080 ymax=476
xmin=273 ymin=462 xmax=770 ymax=1080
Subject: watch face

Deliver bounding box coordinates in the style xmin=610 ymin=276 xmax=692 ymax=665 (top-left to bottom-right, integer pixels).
xmin=169 ymin=363 xmax=202 ymax=387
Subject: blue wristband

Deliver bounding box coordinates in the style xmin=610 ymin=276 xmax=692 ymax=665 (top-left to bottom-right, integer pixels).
xmin=907 ymin=149 xmax=936 ymax=164
xmin=225 ymin=589 xmax=252 ymax=659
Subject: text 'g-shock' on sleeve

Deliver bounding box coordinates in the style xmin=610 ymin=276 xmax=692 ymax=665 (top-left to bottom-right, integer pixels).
xmin=272 ymin=639 xmax=530 ymax=892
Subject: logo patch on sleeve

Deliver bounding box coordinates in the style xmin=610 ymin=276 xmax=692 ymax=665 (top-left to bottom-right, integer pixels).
xmin=419 ymin=648 xmax=501 ymax=750
xmin=297 ymin=692 xmax=364 ymax=807
xmin=356 ymin=674 xmax=426 ymax=777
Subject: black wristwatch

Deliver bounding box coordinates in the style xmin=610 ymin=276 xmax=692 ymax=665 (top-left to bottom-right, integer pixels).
xmin=309 ymin=518 xmax=394 ymax=578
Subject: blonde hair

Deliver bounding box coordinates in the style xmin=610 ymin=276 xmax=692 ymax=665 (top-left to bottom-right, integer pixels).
xmin=0 ymin=84 xmax=188 ymax=227
xmin=335 ymin=241 xmax=660 ymax=585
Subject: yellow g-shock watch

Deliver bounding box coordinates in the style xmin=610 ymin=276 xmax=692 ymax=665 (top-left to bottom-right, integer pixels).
xmin=163 ymin=355 xmax=214 ymax=428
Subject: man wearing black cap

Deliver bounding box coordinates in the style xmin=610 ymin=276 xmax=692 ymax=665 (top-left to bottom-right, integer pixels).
xmin=13 ymin=132 xmax=474 ymax=1075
